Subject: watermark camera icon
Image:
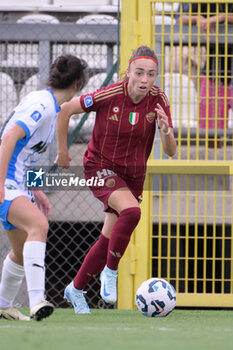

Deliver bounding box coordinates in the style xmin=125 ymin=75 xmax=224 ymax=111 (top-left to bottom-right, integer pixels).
xmin=26 ymin=168 xmax=45 ymax=188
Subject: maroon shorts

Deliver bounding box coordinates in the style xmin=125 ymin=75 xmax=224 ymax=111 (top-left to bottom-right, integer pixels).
xmin=84 ymin=166 xmax=144 ymax=213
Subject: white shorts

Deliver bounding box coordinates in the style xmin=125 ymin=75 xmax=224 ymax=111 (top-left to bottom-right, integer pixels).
xmin=0 ymin=179 xmax=35 ymax=230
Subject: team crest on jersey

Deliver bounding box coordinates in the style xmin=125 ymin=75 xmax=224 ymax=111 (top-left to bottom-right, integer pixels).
xmin=105 ymin=178 xmax=116 ymax=188
xmin=84 ymin=96 xmax=93 ymax=108
xmin=146 ymin=112 xmax=156 ymax=123
xmin=30 ymin=110 xmax=42 ymax=122
xmin=129 ymin=112 xmax=139 ymax=125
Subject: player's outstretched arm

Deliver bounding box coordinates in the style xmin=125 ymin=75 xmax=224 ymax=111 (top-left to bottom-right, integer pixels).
xmin=0 ymin=124 xmax=26 ymax=203
xmin=55 ymin=97 xmax=84 ymax=168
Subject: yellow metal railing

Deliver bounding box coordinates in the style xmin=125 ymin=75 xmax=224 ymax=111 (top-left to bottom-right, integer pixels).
xmin=146 ymin=160 xmax=233 ymax=307
xmin=119 ymin=160 xmax=233 ymax=309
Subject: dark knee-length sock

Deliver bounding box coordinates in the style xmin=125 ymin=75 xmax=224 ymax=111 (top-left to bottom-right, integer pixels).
xmin=107 ymin=207 xmax=141 ymax=270
xmin=73 ymin=233 xmax=109 ymax=290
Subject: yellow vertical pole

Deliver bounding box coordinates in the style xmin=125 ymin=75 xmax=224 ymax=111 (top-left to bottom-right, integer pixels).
xmin=167 ymin=176 xmax=172 ymax=280
xmin=119 ymin=0 xmax=139 ymax=74
xmin=158 ymin=175 xmax=163 ymax=277
xmin=134 ymin=173 xmax=153 ymax=294
xmin=223 ymin=4 xmax=229 ymax=156
xmin=118 ymin=0 xmax=139 ymax=310
xmin=231 ymin=178 xmax=233 ymax=294
xmin=176 ymin=175 xmax=181 ymax=293
xmin=203 ymin=176 xmax=208 ymax=294
xmin=221 ymin=177 xmax=226 ymax=294
xmin=118 ymin=0 xmax=155 ymax=310
xmin=117 ymin=247 xmax=136 ymax=310
xmin=118 ymin=172 xmax=152 ymax=310
xmin=214 ymin=4 xmax=219 ymax=157
xmin=194 ymin=176 xmax=198 ymax=293
xmin=212 ymin=177 xmax=217 ymax=293
xmin=138 ymin=0 xmax=152 ymax=47
xmin=185 ymin=176 xmax=190 ymax=293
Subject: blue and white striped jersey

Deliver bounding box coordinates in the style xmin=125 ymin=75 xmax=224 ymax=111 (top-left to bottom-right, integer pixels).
xmin=0 ymin=88 xmax=61 ymax=185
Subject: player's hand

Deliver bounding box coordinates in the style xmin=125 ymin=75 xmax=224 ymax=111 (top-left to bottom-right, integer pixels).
xmin=155 ymin=103 xmax=169 ymax=133
xmin=54 ymin=152 xmax=72 ymax=169
xmin=0 ymin=184 xmax=5 ymax=204
xmin=32 ymin=189 xmax=51 ymax=217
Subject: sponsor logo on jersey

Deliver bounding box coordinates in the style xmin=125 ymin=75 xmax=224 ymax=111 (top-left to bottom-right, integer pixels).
xmin=30 ymin=110 xmax=42 ymax=122
xmin=108 ymin=114 xmax=119 ymax=121
xmin=40 ymin=103 xmax=46 ymax=110
xmin=31 ymin=141 xmax=48 ymax=154
xmin=129 ymin=112 xmax=139 ymax=125
xmin=146 ymin=112 xmax=156 ymax=123
xmin=84 ymin=96 xmax=93 ymax=108
xmin=26 ymin=168 xmax=45 ymax=187
xmin=5 ymin=184 xmax=17 ymax=190
xmin=96 ymin=169 xmax=117 ymax=180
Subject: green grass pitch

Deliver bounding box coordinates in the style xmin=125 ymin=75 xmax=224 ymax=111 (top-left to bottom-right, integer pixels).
xmin=0 ymin=308 xmax=233 ymax=350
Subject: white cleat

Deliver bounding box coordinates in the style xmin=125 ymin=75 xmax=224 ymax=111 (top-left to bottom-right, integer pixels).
xmin=0 ymin=307 xmax=30 ymax=321
xmin=100 ymin=266 xmax=118 ymax=304
xmin=30 ymin=300 xmax=54 ymax=321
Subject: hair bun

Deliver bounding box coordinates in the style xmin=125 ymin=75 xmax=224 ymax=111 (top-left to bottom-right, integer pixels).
xmin=56 ymin=57 xmax=68 ymax=73
xmin=48 ymin=54 xmax=88 ymax=90
xmin=80 ymin=59 xmax=88 ymax=70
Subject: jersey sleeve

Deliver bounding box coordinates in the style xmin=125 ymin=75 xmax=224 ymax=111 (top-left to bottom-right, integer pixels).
xmin=14 ymin=103 xmax=46 ymax=140
xmin=80 ymin=92 xmax=96 ymax=112
xmin=80 ymin=85 xmax=114 ymax=113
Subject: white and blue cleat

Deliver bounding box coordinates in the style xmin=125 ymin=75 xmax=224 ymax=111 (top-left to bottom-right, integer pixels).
xmin=64 ymin=281 xmax=91 ymax=314
xmin=100 ymin=266 xmax=118 ymax=304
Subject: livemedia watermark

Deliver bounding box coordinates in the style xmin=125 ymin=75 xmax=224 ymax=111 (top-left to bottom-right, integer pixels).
xmin=25 ymin=165 xmax=232 ymax=192
xmin=26 ymin=167 xmax=104 ymax=191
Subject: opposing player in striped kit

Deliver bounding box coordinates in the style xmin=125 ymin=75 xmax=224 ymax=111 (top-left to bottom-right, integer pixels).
xmin=55 ymin=46 xmax=176 ymax=314
xmin=0 ymin=54 xmax=88 ymax=321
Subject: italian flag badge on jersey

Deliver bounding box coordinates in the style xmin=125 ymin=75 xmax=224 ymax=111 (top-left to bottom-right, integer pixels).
xmin=129 ymin=112 xmax=139 ymax=125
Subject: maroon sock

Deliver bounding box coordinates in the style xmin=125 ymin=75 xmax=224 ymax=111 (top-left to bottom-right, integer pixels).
xmin=107 ymin=207 xmax=141 ymax=270
xmin=73 ymin=233 xmax=109 ymax=290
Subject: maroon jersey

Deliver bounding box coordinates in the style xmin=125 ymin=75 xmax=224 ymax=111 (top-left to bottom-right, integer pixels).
xmin=81 ymin=81 xmax=173 ymax=179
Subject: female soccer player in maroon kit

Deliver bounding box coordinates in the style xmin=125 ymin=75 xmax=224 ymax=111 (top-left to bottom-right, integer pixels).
xmin=55 ymin=46 xmax=176 ymax=314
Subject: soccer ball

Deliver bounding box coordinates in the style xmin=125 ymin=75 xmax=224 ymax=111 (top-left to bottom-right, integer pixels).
xmin=135 ymin=278 xmax=176 ymax=317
